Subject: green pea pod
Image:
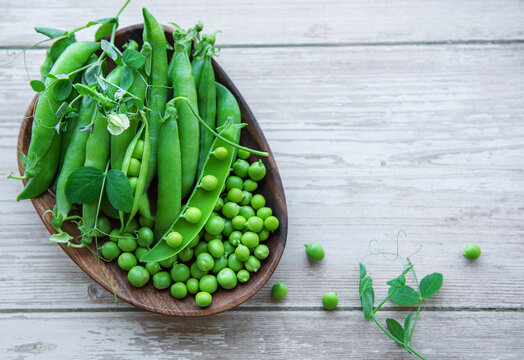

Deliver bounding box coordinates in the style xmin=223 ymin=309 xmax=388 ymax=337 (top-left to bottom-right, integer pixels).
xmin=51 ymin=102 xmax=96 ymax=229
xmin=172 ymin=42 xmax=200 ymax=198
xmin=142 ymin=8 xmax=168 ymax=191
xmin=40 ymin=36 xmax=77 ymax=80
xmin=216 ymin=82 xmax=241 ymax=156
xmin=81 ymin=110 xmax=110 ymax=243
xmin=140 ymin=120 xmax=241 ymax=263
xmin=167 ymin=22 xmax=203 ymax=89
xmin=191 ymin=33 xmax=217 ymax=88
xmin=196 ymin=52 xmax=217 ymax=177
xmin=154 ymin=100 xmax=182 ymax=240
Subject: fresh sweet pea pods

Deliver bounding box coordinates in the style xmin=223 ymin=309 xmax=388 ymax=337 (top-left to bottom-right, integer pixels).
xmin=142 ymin=8 xmax=168 ymax=191
xmin=196 ymin=50 xmax=217 ymax=178
xmin=216 ymin=82 xmax=241 ymax=158
xmin=154 ymin=100 xmax=182 ymax=239
xmin=167 ymin=22 xmax=202 ymax=89
xmin=192 ymin=34 xmax=217 ymax=89
xmin=40 ymin=36 xmax=77 ymax=80
xmin=140 ymin=120 xmax=242 ymax=263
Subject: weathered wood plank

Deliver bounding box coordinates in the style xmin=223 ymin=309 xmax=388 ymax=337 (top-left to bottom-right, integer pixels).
xmin=1 ymin=311 xmax=523 ymax=359
xmin=1 ymin=0 xmax=523 ymax=47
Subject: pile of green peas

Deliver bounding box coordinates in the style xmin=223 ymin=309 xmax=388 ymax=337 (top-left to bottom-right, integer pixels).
xmin=98 ymin=151 xmax=279 ymax=308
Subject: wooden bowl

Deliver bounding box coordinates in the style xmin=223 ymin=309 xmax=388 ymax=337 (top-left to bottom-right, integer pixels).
xmin=16 ymin=24 xmax=287 ymax=316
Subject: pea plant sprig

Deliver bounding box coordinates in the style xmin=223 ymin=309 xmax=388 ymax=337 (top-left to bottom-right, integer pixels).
xmin=359 ymin=258 xmax=443 ymax=360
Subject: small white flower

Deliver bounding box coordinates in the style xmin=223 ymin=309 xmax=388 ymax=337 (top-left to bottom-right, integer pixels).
xmin=107 ymin=113 xmax=130 ymax=136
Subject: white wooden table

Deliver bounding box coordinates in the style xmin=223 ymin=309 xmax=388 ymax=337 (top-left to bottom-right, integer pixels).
xmin=1 ymin=1 xmax=523 ymax=358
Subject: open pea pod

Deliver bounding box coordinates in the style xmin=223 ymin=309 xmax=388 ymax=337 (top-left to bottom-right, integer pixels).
xmin=140 ymin=121 xmax=242 ymax=263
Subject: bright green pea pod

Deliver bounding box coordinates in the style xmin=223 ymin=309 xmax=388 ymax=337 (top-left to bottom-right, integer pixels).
xmin=196 ymin=52 xmax=217 ymax=178
xmin=172 ymin=42 xmax=200 ymax=198
xmin=51 ymin=102 xmax=96 ymax=229
xmin=191 ymin=34 xmax=217 ymax=88
xmin=141 ymin=121 xmax=241 ymax=263
xmin=81 ymin=110 xmax=110 ymax=242
xmin=216 ymin=82 xmax=241 ymax=156
xmin=40 ymin=36 xmax=77 ymax=80
xmin=142 ymin=8 xmax=168 ymax=192
xmin=154 ymin=100 xmax=182 ymax=240
xmin=167 ymin=22 xmax=203 ymax=89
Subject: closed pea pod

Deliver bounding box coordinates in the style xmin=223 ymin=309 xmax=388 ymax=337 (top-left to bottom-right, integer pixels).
xmin=216 ymin=82 xmax=241 ymax=156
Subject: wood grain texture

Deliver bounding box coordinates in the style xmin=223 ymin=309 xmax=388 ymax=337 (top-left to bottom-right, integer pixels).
xmin=0 ymin=0 xmax=523 ymax=47
xmin=1 ymin=311 xmax=523 ymax=359
xmin=1 ymin=44 xmax=523 ymax=312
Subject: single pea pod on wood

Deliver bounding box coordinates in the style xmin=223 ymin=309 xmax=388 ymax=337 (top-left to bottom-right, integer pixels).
xmin=140 ymin=120 xmax=242 ymax=263
xmin=154 ymin=100 xmax=182 ymax=240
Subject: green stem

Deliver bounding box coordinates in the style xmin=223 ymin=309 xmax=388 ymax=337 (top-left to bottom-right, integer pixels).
xmin=373 ymin=288 xmax=397 ymax=314
xmin=409 ymin=299 xmax=423 ymax=344
xmin=371 ymin=314 xmax=426 ymax=360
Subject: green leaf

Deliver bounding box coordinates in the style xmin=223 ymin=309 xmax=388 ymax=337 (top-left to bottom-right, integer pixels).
xmin=30 ymin=80 xmax=46 ymax=92
xmin=35 ymin=27 xmax=67 ymax=39
xmin=359 ymin=263 xmax=366 ymax=281
xmin=53 ymin=79 xmax=72 ymax=101
xmin=419 ymin=273 xmax=443 ymax=299
xmin=387 ymin=273 xmax=406 ymax=289
xmin=359 ymin=275 xmax=372 ymax=296
xmin=95 ymin=17 xmax=117 ymax=25
xmin=55 ymin=102 xmax=68 ymax=123
xmin=359 ymin=277 xmax=374 ymax=321
xmin=142 ymin=41 xmax=152 ymax=76
xmin=386 ymin=318 xmax=404 ymax=343
xmin=49 ymin=36 xmax=76 ymax=61
xmin=119 ymin=66 xmax=134 ymax=91
xmin=65 ymin=166 xmax=105 ymax=205
xmin=389 ymin=285 xmax=420 ymax=305
xmin=49 ymin=231 xmax=73 ymax=243
xmin=100 ymin=39 xmax=121 ymax=62
xmin=84 ymin=62 xmax=101 ymax=85
xmin=403 ymin=313 xmax=413 ymax=349
xmin=122 ymin=48 xmax=146 ymax=70
xmin=74 ymin=84 xmax=113 ymax=108
xmin=105 ymin=170 xmax=133 ymax=211
xmin=95 ymin=22 xmax=114 ymax=41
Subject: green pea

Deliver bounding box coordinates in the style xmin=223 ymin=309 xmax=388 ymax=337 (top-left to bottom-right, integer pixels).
xmin=186 ymin=278 xmax=200 ymax=295
xmin=248 ymin=160 xmax=266 ymax=181
xmin=201 ymin=175 xmax=218 ymax=191
xmin=322 ymin=292 xmax=339 ymax=310
xmin=128 ymin=158 xmax=141 ymax=177
xmin=96 ymin=217 xmax=112 ymax=237
xmin=213 ymin=146 xmax=228 ymax=160
xmin=234 ymin=244 xmax=250 ymax=262
xmin=208 ymin=239 xmax=225 ymax=258
xmin=101 ymin=241 xmax=120 ymax=260
xmin=223 ymin=241 xmax=235 ymax=256
xmin=135 ymin=247 xmax=148 ymax=262
xmin=178 ymin=246 xmax=194 ymax=262
xmin=211 ymin=255 xmax=228 ymax=274
xmin=223 ymin=219 xmax=233 ymax=236
xmin=305 ymin=242 xmax=325 ymax=262
xmin=166 ymin=231 xmax=183 ymax=248
xmin=226 ymin=175 xmax=243 ymax=191
xmin=129 ymin=177 xmax=138 ymax=193
xmin=205 ymin=216 xmax=225 ymax=235
xmin=239 ymin=206 xmax=255 ymax=219
xmin=233 ymin=159 xmax=250 ymax=178
xmin=247 ymin=216 xmax=264 ymax=232
xmin=463 ymin=243 xmax=481 ymax=260
xmin=259 ymin=229 xmax=270 ymax=242
xmin=237 ymin=269 xmax=250 ymax=283
xmin=222 ymin=202 xmax=240 ymax=219
xmin=256 ymin=207 xmax=272 ymax=220
xmin=243 ymin=179 xmax=258 ymax=192
xmin=152 ymin=271 xmax=172 ymax=290
xmin=264 ymin=216 xmax=280 ymax=231
xmin=137 ymin=227 xmax=154 ymax=247
xmin=239 ymin=190 xmax=253 ymax=206
xmin=118 ymin=233 xmax=137 ymax=252
xmin=214 ymin=197 xmax=224 ymax=212
xmin=199 ymin=274 xmax=218 ymax=293
xmin=254 ymin=244 xmax=270 ymax=260
xmin=272 ymin=281 xmax=287 ymax=300
xmin=241 ymin=232 xmax=259 ymax=249
xmin=185 ymin=207 xmax=202 ymax=224
xmin=194 ymin=241 xmax=209 ymax=257
xmin=227 ymin=254 xmax=244 ymax=272
xmin=190 ymin=261 xmax=209 ymax=279
xmin=250 ymin=194 xmax=266 ymax=210
xmin=217 ymin=268 xmax=237 ymax=290
xmin=232 ymin=215 xmax=247 ymax=230
xmin=139 ymin=215 xmax=154 ymax=228
xmin=229 ymin=231 xmax=243 ymax=246
xmin=237 ymin=149 xmax=250 ymax=160
xmin=109 ymin=229 xmax=120 ymax=242
xmin=171 ymin=282 xmax=188 ymax=299
xmin=128 ymin=266 xmax=150 ymax=287
xmin=159 ymin=255 xmax=177 ymax=269
xmin=195 ymin=291 xmax=213 ymax=308
xmin=171 ymin=263 xmax=191 ymax=282
xmin=228 ymin=188 xmax=243 ymax=203
xmin=204 ymin=232 xmax=222 ymax=242
xmin=197 ymin=252 xmax=215 ymax=272
xmin=245 ymin=255 xmax=261 ymax=273
xmin=132 ymin=139 xmax=145 ymax=159
xmin=146 ymin=262 xmax=161 ymax=275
